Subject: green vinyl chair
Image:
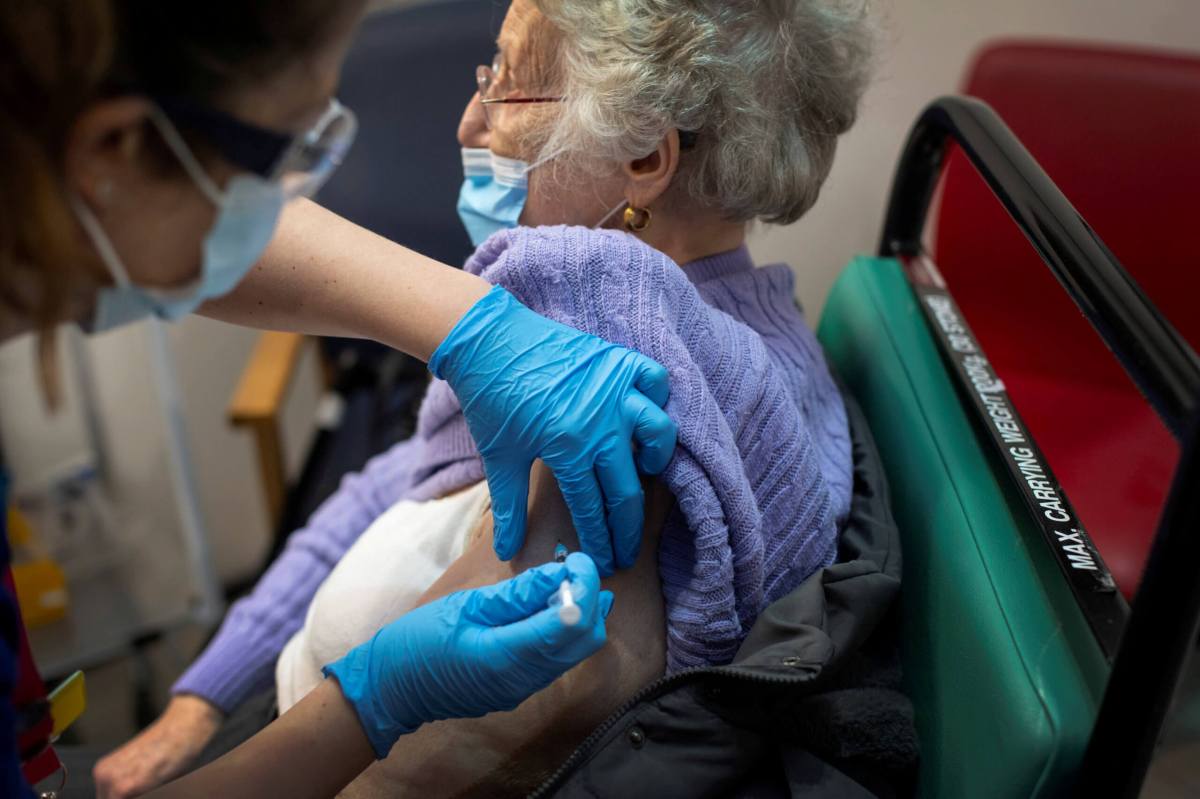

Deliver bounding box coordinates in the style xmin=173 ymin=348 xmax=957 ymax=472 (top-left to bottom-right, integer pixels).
xmin=816 ymin=97 xmax=1200 ymax=799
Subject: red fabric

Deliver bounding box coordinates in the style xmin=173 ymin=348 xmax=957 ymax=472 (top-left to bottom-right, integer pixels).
xmin=4 ymin=571 xmax=57 ymax=786
xmin=935 ymin=41 xmax=1200 ymax=596
xmin=22 ymin=744 xmax=59 ymax=790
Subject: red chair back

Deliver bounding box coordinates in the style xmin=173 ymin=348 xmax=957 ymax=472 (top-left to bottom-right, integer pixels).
xmin=934 ymin=41 xmax=1200 ymax=594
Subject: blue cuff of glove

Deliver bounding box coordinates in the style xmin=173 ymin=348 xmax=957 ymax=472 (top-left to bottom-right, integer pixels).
xmin=323 ymin=648 xmax=418 ymax=759
xmin=428 ymin=284 xmax=511 ymax=382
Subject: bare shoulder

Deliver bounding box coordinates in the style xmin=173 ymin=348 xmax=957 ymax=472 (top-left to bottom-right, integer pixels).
xmin=339 ymin=463 xmax=670 ymax=799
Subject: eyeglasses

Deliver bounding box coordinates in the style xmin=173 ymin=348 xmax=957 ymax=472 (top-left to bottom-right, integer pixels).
xmin=153 ymin=96 xmax=358 ymax=200
xmin=274 ymin=99 xmax=358 ymax=199
xmin=476 ymin=53 xmax=564 ymax=130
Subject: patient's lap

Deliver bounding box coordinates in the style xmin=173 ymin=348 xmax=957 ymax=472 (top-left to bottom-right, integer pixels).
xmin=339 ymin=464 xmax=670 ymax=799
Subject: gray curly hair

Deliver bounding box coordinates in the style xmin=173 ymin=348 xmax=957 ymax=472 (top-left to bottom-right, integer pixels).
xmin=531 ymin=0 xmax=874 ymax=225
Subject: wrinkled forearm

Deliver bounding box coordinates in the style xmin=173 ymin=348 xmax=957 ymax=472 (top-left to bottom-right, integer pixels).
xmin=201 ymin=199 xmax=488 ymax=362
xmin=150 ymin=680 xmax=375 ymax=799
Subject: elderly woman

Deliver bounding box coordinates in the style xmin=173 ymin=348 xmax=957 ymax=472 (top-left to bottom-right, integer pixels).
xmin=96 ymin=0 xmax=872 ymax=797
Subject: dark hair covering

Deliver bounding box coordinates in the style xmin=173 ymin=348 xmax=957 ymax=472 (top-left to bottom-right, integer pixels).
xmin=109 ymin=1 xmax=347 ymax=100
xmin=0 ymin=0 xmax=355 ymax=401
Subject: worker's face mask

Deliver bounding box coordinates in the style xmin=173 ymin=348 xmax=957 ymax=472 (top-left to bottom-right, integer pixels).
xmin=457 ymin=148 xmax=628 ymax=247
xmin=71 ymin=107 xmax=287 ymax=333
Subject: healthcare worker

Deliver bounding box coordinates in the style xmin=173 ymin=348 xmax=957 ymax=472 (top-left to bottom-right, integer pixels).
xmin=0 ymin=1 xmax=677 ymax=796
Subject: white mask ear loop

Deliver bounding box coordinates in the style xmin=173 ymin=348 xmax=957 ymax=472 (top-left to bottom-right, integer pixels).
xmin=146 ymin=106 xmax=227 ymax=207
xmin=68 ymin=193 xmax=133 ymax=289
xmin=594 ymin=199 xmax=629 ymax=230
xmin=492 ymin=150 xmax=556 ymax=189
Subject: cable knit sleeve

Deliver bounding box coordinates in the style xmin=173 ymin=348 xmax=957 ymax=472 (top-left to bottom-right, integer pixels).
xmin=171 ymin=439 xmax=421 ymax=713
xmin=465 ymin=226 xmax=841 ymax=671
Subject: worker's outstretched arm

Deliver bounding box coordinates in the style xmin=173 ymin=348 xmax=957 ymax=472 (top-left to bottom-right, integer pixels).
xmin=200 ymin=199 xmax=487 ymax=362
xmin=202 ymin=201 xmax=678 ymax=574
xmin=149 ymin=556 xmax=612 ymax=799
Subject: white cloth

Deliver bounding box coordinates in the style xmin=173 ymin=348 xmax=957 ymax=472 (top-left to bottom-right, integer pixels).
xmin=275 ymin=482 xmax=490 ymax=713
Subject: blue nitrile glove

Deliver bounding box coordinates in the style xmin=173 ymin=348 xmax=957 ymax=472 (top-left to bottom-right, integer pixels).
xmin=429 ymin=286 xmax=676 ymax=575
xmin=323 ymin=552 xmax=614 ymax=758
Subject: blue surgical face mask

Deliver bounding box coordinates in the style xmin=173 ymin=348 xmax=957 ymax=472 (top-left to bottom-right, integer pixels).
xmin=456 ymin=148 xmax=538 ymax=247
xmin=457 ymin=148 xmax=629 ymax=247
xmin=73 ymin=107 xmax=286 ymax=333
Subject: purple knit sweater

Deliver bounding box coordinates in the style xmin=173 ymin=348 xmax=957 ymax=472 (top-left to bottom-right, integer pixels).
xmin=174 ymin=228 xmax=851 ymax=712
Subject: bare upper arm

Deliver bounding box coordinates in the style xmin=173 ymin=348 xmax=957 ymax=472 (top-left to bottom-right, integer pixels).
xmin=338 ymin=462 xmax=670 ymax=799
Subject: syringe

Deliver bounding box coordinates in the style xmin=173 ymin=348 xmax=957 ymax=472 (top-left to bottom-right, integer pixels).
xmin=555 ymin=580 xmax=582 ymax=626
xmin=550 ymin=542 xmax=582 ymax=626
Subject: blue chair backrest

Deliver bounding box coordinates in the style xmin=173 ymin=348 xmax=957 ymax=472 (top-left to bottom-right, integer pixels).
xmin=317 ymin=0 xmax=504 ymax=267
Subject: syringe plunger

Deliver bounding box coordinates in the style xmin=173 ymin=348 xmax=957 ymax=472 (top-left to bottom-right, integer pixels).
xmin=552 ymin=579 xmax=582 ymax=626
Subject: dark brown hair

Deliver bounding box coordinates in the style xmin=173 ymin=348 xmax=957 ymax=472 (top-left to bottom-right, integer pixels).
xmin=0 ymin=0 xmax=355 ymax=401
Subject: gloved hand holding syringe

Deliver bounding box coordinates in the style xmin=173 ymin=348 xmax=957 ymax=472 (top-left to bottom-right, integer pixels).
xmin=325 ymin=550 xmax=614 ymax=759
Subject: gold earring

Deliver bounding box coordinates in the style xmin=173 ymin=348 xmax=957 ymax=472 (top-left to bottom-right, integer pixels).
xmin=623 ymin=206 xmax=652 ymax=233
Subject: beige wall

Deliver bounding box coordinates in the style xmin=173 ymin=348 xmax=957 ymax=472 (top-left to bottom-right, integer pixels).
xmin=748 ymin=0 xmax=1200 ymax=322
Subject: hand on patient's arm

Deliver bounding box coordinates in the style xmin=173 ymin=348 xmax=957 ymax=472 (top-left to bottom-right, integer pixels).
xmin=429 ymin=288 xmax=676 ymax=575
xmin=94 ymin=695 xmax=223 ymax=799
